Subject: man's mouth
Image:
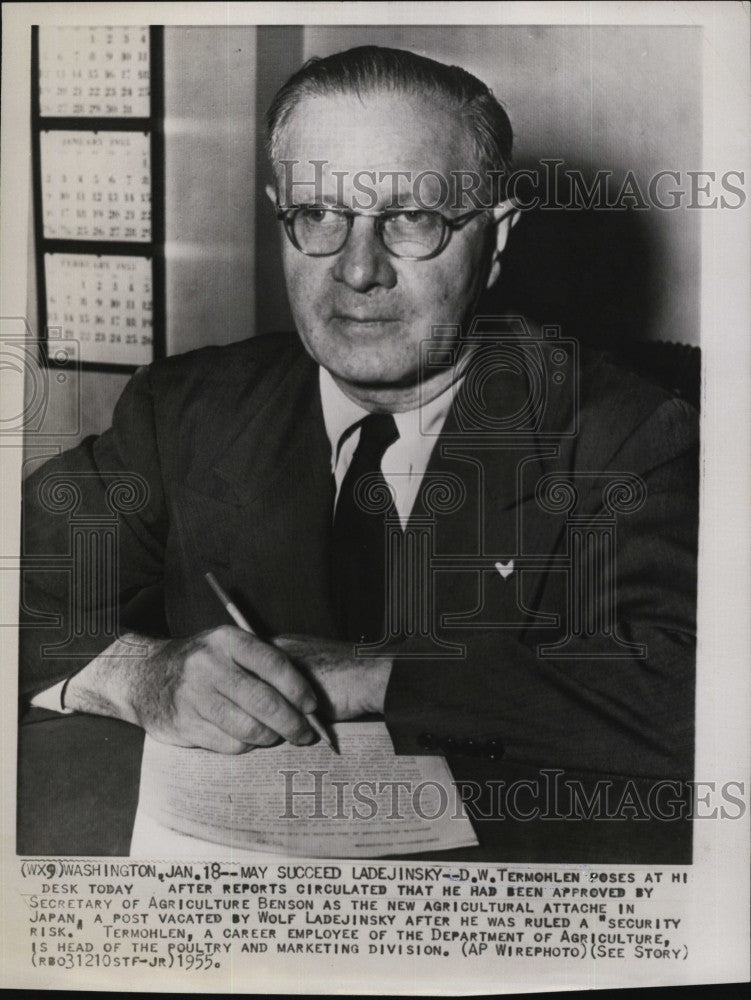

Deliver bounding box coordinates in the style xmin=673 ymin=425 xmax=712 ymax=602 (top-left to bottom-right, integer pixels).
xmin=331 ymin=314 xmax=399 ymax=325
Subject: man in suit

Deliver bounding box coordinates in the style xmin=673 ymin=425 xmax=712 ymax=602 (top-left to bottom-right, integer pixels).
xmin=20 ymin=47 xmax=697 ymax=825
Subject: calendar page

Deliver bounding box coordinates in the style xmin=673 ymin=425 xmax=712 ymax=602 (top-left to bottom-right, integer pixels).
xmin=33 ymin=24 xmax=161 ymax=370
xmin=38 ymin=25 xmax=150 ymax=118
xmin=44 ymin=253 xmax=153 ymax=367
xmin=40 ymin=131 xmax=151 ymax=242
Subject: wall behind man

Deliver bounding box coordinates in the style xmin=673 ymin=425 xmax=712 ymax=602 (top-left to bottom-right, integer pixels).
xmin=164 ymin=26 xmax=256 ymax=356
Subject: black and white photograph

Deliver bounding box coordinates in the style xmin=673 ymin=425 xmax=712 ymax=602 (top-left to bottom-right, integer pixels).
xmin=1 ymin=2 xmax=748 ymax=994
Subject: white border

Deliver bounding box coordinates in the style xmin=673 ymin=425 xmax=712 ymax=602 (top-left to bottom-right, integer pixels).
xmin=1 ymin=2 xmax=749 ymax=993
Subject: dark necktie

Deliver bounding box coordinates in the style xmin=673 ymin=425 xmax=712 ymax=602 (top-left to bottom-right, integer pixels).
xmin=332 ymin=413 xmax=400 ymax=643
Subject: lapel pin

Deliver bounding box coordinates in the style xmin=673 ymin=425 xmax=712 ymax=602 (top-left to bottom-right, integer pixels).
xmin=495 ymin=560 xmax=514 ymax=579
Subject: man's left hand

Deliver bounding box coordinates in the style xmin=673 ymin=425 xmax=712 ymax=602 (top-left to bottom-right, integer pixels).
xmin=274 ymin=635 xmax=392 ymax=722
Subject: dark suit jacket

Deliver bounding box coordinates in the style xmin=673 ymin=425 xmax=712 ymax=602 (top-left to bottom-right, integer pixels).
xmin=20 ymin=328 xmax=698 ymax=784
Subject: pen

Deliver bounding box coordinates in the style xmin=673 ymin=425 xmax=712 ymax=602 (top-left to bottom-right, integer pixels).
xmin=204 ymin=572 xmax=336 ymax=752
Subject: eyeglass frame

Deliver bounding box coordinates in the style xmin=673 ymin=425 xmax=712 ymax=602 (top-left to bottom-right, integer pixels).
xmin=274 ymin=202 xmax=489 ymax=261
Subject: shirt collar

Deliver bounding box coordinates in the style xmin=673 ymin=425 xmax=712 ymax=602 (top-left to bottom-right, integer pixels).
xmin=319 ymin=366 xmax=458 ymax=465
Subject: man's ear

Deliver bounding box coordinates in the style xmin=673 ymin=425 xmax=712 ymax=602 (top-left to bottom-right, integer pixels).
xmin=265 ymin=183 xmax=278 ymax=206
xmin=485 ymin=201 xmax=522 ymax=289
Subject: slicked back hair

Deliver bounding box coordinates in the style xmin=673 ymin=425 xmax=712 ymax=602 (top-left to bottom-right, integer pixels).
xmin=266 ymin=46 xmax=513 ymax=194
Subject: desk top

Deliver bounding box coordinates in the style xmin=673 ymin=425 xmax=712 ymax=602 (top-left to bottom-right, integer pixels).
xmin=18 ymin=711 xmax=692 ymax=863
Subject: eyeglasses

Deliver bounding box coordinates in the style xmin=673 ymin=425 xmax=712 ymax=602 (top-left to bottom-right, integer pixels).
xmin=275 ymin=204 xmax=487 ymax=261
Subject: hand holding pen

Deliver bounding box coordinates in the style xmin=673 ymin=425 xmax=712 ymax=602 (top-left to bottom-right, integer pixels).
xmin=205 ymin=573 xmax=336 ymax=752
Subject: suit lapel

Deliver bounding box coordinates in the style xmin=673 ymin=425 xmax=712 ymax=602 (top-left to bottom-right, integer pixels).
xmin=409 ymin=342 xmax=571 ymax=636
xmin=176 ymin=352 xmax=337 ymax=638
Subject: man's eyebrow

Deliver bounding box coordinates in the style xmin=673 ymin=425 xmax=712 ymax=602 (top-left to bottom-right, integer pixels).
xmin=383 ymin=194 xmax=420 ymax=209
xmin=292 ymin=194 xmax=344 ymax=207
xmin=288 ymin=195 xmax=431 ymax=212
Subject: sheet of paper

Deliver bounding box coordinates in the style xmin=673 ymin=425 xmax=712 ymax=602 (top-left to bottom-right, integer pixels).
xmin=136 ymin=721 xmax=478 ymax=858
xmin=130 ymin=808 xmax=288 ymax=860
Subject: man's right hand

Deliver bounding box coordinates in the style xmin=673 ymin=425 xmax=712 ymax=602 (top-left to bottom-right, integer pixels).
xmin=63 ymin=626 xmax=319 ymax=753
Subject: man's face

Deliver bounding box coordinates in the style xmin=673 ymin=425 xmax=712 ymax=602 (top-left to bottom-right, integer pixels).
xmin=272 ymin=90 xmax=500 ymax=399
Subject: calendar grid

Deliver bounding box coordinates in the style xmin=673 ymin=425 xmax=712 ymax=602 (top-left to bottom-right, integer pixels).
xmin=39 ymin=25 xmax=151 ymax=118
xmin=31 ymin=25 xmax=165 ymax=372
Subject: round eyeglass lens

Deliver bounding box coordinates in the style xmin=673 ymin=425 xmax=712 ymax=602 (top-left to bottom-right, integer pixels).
xmin=381 ymin=211 xmax=444 ymax=257
xmin=293 ymin=208 xmax=349 ymax=254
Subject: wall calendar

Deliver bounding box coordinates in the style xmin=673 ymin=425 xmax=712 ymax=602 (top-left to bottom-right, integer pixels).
xmin=32 ymin=26 xmax=164 ymax=371
xmin=44 ymin=254 xmax=154 ymax=368
xmin=38 ymin=25 xmax=151 ymax=118
xmin=40 ymin=131 xmax=151 ymax=242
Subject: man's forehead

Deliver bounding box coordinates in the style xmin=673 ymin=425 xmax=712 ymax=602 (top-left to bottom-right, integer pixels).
xmin=274 ymin=89 xmax=478 ymax=179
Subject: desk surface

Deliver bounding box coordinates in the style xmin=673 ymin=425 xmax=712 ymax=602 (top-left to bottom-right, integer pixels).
xmin=18 ymin=711 xmax=692 ymax=863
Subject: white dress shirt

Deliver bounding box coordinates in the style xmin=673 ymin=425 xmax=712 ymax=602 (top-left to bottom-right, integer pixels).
xmin=319 ymin=366 xmax=456 ymax=528
xmin=31 ymin=678 xmax=72 ymax=713
xmin=32 ymin=364 xmax=460 ymax=713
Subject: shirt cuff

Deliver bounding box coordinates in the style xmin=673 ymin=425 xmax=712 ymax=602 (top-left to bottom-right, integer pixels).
xmin=30 ymin=679 xmax=74 ymax=714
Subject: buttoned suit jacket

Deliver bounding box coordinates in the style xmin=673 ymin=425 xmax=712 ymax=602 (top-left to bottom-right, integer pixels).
xmin=20 ymin=328 xmax=698 ymax=784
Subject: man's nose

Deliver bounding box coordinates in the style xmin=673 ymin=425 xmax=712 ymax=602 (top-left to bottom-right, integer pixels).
xmin=331 ymin=217 xmax=397 ymax=292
